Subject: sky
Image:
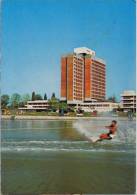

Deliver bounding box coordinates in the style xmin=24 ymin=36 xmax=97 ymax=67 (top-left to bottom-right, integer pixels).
xmin=2 ymin=0 xmax=136 ymax=100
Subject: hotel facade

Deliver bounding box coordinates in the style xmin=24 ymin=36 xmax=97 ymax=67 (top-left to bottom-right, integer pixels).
xmin=61 ymin=47 xmax=106 ymax=104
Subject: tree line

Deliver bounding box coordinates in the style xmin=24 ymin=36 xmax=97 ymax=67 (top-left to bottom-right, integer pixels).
xmin=1 ymin=92 xmax=59 ymax=109
xmin=1 ymin=91 xmax=117 ymax=112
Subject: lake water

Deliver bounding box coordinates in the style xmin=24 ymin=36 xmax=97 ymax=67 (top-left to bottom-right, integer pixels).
xmin=1 ymin=118 xmax=136 ymax=194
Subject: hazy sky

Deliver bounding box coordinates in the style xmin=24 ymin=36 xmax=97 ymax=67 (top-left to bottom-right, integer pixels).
xmin=2 ymin=0 xmax=135 ymax=100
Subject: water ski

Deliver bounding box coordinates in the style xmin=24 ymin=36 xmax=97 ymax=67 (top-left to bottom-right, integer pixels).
xmin=89 ymin=133 xmax=115 ymax=143
xmin=88 ymin=136 xmax=100 ymax=143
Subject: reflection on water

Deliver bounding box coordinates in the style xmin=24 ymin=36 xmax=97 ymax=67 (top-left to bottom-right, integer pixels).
xmin=1 ymin=118 xmax=136 ymax=194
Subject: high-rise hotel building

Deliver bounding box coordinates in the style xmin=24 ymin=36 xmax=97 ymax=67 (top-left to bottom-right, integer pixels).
xmin=61 ymin=47 xmax=106 ymax=104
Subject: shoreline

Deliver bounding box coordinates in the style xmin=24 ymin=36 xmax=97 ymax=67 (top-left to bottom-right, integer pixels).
xmin=1 ymin=115 xmax=134 ymax=120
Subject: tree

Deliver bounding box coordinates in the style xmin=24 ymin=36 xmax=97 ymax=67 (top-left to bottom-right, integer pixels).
xmin=107 ymin=95 xmax=117 ymax=103
xmin=1 ymin=94 xmax=10 ymax=109
xmin=51 ymin=92 xmax=56 ymax=99
xmin=44 ymin=93 xmax=47 ymax=100
xmin=31 ymin=91 xmax=36 ymax=101
xmin=19 ymin=94 xmax=31 ymax=107
xmin=35 ymin=94 xmax=43 ymax=100
xmin=22 ymin=93 xmax=31 ymax=104
xmin=11 ymin=93 xmax=21 ymax=108
xmin=49 ymin=93 xmax=59 ymax=111
xmin=59 ymin=102 xmax=67 ymax=110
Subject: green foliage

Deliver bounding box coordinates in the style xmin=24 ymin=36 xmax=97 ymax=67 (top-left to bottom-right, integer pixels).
xmin=51 ymin=92 xmax=56 ymax=99
xmin=22 ymin=111 xmax=58 ymax=116
xmin=117 ymin=111 xmax=127 ymax=117
xmin=19 ymin=93 xmax=31 ymax=107
xmin=49 ymin=98 xmax=59 ymax=111
xmin=48 ymin=92 xmax=59 ymax=111
xmin=59 ymin=102 xmax=68 ymax=110
xmin=68 ymin=112 xmax=77 ymax=117
xmin=44 ymin=93 xmax=47 ymax=100
xmin=117 ymin=105 xmax=123 ymax=112
xmin=10 ymin=93 xmax=21 ymax=108
xmin=35 ymin=94 xmax=43 ymax=100
xmin=31 ymin=92 xmax=43 ymax=100
xmin=31 ymin=91 xmax=36 ymax=101
xmin=1 ymin=94 xmax=10 ymax=109
xmin=107 ymin=95 xmax=117 ymax=103
xmin=19 ymin=101 xmax=25 ymax=107
xmin=22 ymin=94 xmax=31 ymax=103
xmin=83 ymin=112 xmax=91 ymax=117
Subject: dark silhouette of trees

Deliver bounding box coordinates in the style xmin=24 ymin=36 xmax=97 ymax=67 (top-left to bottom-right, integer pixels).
xmin=35 ymin=94 xmax=43 ymax=100
xmin=32 ymin=91 xmax=36 ymax=101
xmin=1 ymin=94 xmax=10 ymax=109
xmin=44 ymin=93 xmax=47 ymax=100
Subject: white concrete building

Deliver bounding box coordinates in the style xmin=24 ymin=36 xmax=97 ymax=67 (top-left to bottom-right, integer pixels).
xmin=75 ymin=101 xmax=119 ymax=113
xmin=121 ymin=90 xmax=136 ymax=112
xmin=18 ymin=100 xmax=50 ymax=111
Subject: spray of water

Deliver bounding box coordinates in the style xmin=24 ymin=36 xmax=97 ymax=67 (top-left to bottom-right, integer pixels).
xmin=73 ymin=118 xmax=136 ymax=144
xmin=73 ymin=121 xmax=92 ymax=138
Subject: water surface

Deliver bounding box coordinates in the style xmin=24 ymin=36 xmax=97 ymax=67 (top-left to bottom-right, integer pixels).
xmin=1 ymin=118 xmax=136 ymax=194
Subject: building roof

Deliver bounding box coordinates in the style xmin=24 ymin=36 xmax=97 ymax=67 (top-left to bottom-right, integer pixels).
xmin=74 ymin=47 xmax=95 ymax=56
xmin=92 ymin=56 xmax=106 ymax=65
xmin=27 ymin=100 xmax=48 ymax=103
xmin=121 ymin=90 xmax=136 ymax=96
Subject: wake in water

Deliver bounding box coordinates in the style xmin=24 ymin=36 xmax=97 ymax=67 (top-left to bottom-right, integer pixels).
xmin=73 ymin=118 xmax=136 ymax=144
xmin=1 ymin=118 xmax=135 ymax=153
xmin=1 ymin=139 xmax=135 ymax=153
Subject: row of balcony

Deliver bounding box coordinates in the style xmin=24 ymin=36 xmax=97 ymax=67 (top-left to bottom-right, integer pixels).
xmin=73 ymin=89 xmax=83 ymax=93
xmin=73 ymin=63 xmax=83 ymax=68
xmin=92 ymin=84 xmax=105 ymax=89
xmin=92 ymin=73 xmax=106 ymax=79
xmin=73 ymin=68 xmax=83 ymax=73
xmin=121 ymin=97 xmax=136 ymax=100
xmin=92 ymin=80 xmax=105 ymax=84
xmin=92 ymin=66 xmax=105 ymax=71
xmin=73 ymin=81 xmax=83 ymax=85
xmin=92 ymin=64 xmax=105 ymax=71
xmin=73 ymin=96 xmax=83 ymax=100
xmin=123 ymin=105 xmax=136 ymax=108
xmin=92 ymin=89 xmax=105 ymax=93
xmin=73 ymin=74 xmax=83 ymax=78
xmin=122 ymin=101 xmax=136 ymax=104
xmin=92 ymin=92 xmax=105 ymax=96
xmin=92 ymin=72 xmax=105 ymax=78
xmin=92 ymin=75 xmax=106 ymax=79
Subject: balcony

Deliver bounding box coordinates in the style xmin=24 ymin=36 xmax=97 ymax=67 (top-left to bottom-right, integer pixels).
xmin=122 ymin=101 xmax=135 ymax=104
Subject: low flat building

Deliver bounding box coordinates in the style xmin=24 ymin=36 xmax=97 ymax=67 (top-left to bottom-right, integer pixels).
xmin=18 ymin=100 xmax=50 ymax=112
xmin=75 ymin=101 xmax=119 ymax=113
xmin=121 ymin=90 xmax=136 ymax=112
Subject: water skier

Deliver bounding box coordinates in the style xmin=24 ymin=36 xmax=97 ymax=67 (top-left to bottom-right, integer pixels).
xmin=92 ymin=120 xmax=117 ymax=143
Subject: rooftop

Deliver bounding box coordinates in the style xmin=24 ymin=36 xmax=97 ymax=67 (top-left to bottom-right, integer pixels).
xmin=27 ymin=100 xmax=48 ymax=103
xmin=121 ymin=90 xmax=136 ymax=96
xmin=74 ymin=47 xmax=95 ymax=57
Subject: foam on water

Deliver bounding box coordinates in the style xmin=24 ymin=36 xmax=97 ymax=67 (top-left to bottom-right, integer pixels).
xmin=2 ymin=140 xmax=88 ymax=144
xmin=2 ymin=145 xmax=134 ymax=153
xmin=1 ymin=118 xmax=135 ymax=154
xmin=73 ymin=118 xmax=136 ymax=144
